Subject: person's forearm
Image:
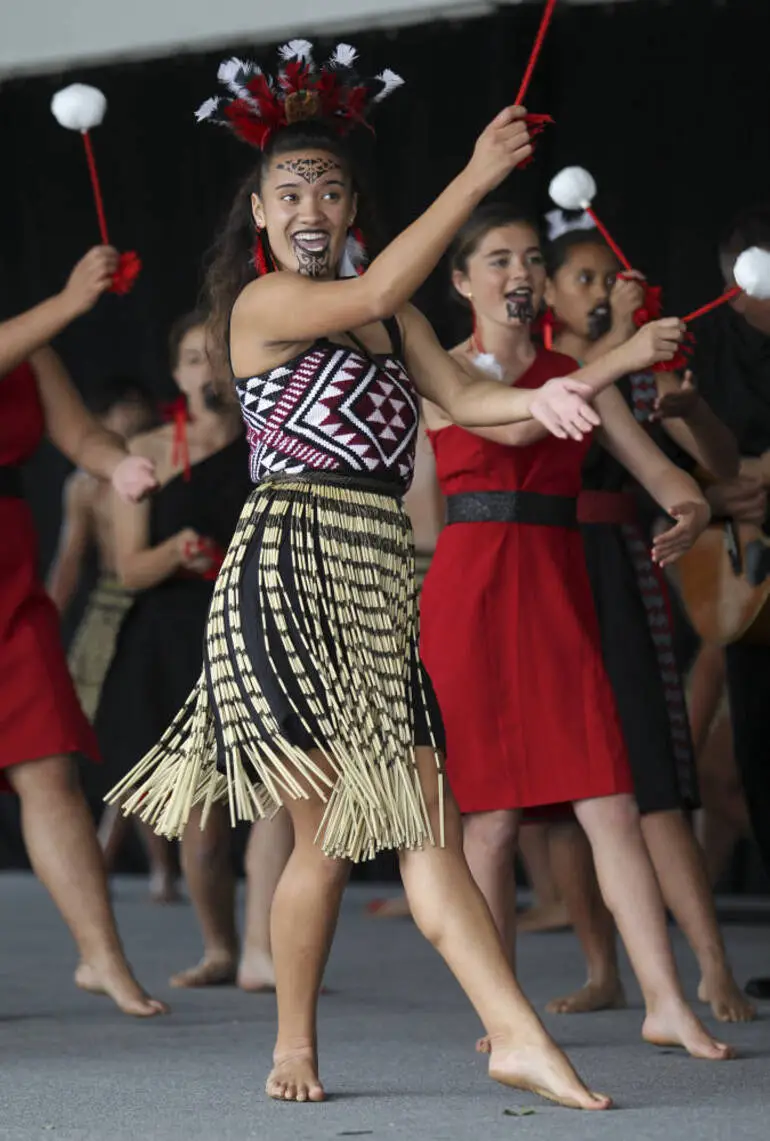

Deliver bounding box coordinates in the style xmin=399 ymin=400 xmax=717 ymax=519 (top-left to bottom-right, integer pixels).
xmin=579 ymin=323 xmax=634 ymax=364
xmin=573 ymin=344 xmax=637 ymax=397
xmin=366 ymin=172 xmax=482 ymax=317
xmin=637 ymin=460 xmax=706 ymax=517
xmin=65 ymin=426 xmax=127 ymax=482
xmin=443 ymin=375 xmax=536 ymax=428
xmin=0 ymin=294 xmax=80 ymax=377
xmin=117 ymin=537 xmax=182 ymax=591
xmin=47 ymin=554 xmax=81 ymax=613
xmin=667 ymin=400 xmax=739 ymax=481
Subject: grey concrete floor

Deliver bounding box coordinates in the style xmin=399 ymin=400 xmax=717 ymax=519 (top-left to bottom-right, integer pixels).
xmin=1 ymin=873 xmax=769 ymax=1141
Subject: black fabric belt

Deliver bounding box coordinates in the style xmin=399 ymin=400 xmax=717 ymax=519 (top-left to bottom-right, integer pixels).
xmin=0 ymin=466 xmax=23 ymax=498
xmin=446 ymin=490 xmax=578 ymax=528
xmin=260 ymin=470 xmax=406 ymax=500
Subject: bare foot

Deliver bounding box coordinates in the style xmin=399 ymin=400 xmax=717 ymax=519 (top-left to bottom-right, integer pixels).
xmin=266 ymin=1046 xmax=325 ymax=1103
xmin=75 ymin=961 xmax=168 ymax=1017
xmin=365 ymin=896 xmax=412 ymax=919
xmin=237 ymin=949 xmax=276 ymax=993
xmin=488 ymin=1032 xmax=612 ymax=1111
xmin=546 ymin=979 xmax=626 ymax=1015
xmin=149 ymin=869 xmax=183 ymax=905
xmin=170 ymin=954 xmax=237 ymax=988
xmin=642 ymin=1003 xmax=736 ymax=1060
xmin=698 ymin=973 xmax=756 ymax=1023
xmin=517 ymin=900 xmax=571 ymax=934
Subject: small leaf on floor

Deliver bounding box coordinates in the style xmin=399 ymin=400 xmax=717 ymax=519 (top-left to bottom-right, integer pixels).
xmin=503 ymin=1108 xmax=536 ymax=1117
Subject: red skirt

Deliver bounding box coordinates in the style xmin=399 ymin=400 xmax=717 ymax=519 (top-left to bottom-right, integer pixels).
xmin=0 ymin=498 xmax=99 ymax=790
xmin=420 ymin=519 xmax=632 ymax=814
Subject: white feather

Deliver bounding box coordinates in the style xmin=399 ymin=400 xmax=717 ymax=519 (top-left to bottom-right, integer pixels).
xmin=279 ymin=39 xmax=313 ymax=64
xmin=545 ymin=208 xmax=597 ymax=243
xmin=373 ymin=69 xmax=404 ymax=102
xmin=549 ymin=166 xmax=597 ymax=212
xmin=473 ymin=353 xmax=505 ymax=381
xmin=734 ymin=247 xmax=770 ymax=300
xmin=217 ymin=57 xmax=253 ymax=87
xmin=195 ymin=97 xmax=220 ymax=122
xmin=331 ymin=43 xmax=358 ymax=68
xmin=51 ymin=84 xmax=107 ymax=132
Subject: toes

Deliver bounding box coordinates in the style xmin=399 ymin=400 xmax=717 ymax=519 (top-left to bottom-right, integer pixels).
xmin=309 ymin=1085 xmax=326 ymax=1103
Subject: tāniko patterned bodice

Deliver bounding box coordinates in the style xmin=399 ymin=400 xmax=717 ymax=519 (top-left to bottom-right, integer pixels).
xmin=235 ymin=338 xmax=419 ymax=489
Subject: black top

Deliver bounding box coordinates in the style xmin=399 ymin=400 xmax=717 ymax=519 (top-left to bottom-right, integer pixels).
xmin=692 ymin=307 xmax=770 ymax=458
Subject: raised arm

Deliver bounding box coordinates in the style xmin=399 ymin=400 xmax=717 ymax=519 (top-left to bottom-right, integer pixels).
xmin=0 ymin=247 xmax=118 ymax=377
xmin=31 ymin=347 xmax=156 ymax=502
xmin=47 ymin=473 xmax=94 ymax=613
xmin=230 ymin=107 xmax=532 ymax=359
xmin=594 ymin=385 xmax=710 ymax=567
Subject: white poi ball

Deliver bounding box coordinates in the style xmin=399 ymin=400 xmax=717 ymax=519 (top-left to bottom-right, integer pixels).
xmin=549 ymin=166 xmax=597 ymax=212
xmin=734 ymin=247 xmax=770 ymax=300
xmin=51 ymin=84 xmax=107 ymax=131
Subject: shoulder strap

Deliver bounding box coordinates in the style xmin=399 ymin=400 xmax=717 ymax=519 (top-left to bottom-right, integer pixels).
xmin=344 ymin=317 xmax=403 ymax=367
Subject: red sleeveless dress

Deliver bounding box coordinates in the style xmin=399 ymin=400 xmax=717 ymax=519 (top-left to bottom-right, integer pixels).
xmin=419 ymin=348 xmax=632 ymax=813
xmin=0 ymin=363 xmax=99 ymax=789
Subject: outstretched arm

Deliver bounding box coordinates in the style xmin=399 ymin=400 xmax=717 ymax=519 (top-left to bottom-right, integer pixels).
xmin=0 ymin=247 xmax=118 ymax=377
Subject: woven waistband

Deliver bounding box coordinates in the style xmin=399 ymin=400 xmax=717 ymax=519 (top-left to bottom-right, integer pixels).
xmin=578 ymin=489 xmax=639 ymax=525
xmin=0 ymin=466 xmax=23 ymax=498
xmin=446 ymin=490 xmax=577 ymax=528
xmin=258 ymin=471 xmax=406 ymax=500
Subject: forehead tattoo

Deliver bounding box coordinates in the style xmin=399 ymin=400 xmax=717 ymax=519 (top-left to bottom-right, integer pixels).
xmin=275 ymin=157 xmax=341 ymax=184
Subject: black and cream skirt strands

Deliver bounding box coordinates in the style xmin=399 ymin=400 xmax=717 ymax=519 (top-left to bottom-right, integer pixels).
xmin=108 ymin=477 xmax=446 ymax=862
xmin=68 ymin=577 xmax=135 ymax=721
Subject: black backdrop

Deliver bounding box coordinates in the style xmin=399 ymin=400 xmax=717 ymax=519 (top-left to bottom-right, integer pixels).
xmin=2 ymin=0 xmax=770 ymax=875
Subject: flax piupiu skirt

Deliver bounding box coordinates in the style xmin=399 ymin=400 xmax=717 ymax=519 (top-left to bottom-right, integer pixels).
xmin=108 ymin=476 xmax=446 ymax=861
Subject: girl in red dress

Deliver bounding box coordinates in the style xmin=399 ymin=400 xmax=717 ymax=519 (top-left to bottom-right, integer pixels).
xmin=420 ymin=203 xmax=732 ymax=1060
xmin=0 ymin=245 xmax=166 ymax=1017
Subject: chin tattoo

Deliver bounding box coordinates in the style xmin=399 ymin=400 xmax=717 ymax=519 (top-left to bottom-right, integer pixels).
xmin=293 ymin=244 xmax=332 ymax=278
xmin=587 ymin=309 xmax=612 ymax=341
xmin=506 ymin=295 xmax=536 ymax=324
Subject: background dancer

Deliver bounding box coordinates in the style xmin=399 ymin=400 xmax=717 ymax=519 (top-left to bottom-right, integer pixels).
xmin=0 ymin=244 xmax=165 ymax=1016
xmin=419 ymin=203 xmax=732 ymax=1061
xmin=538 ymin=223 xmax=752 ymax=1022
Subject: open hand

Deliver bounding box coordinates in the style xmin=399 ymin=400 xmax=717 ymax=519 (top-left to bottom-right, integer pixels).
xmin=652 ymin=500 xmax=711 ymax=566
xmin=622 ymin=318 xmax=685 ymax=374
xmin=112 ymin=455 xmax=158 ymax=503
xmin=466 ymin=106 xmax=533 ymax=196
xmin=650 ymin=370 xmax=699 ymax=421
xmin=62 ymin=246 xmax=119 ymax=316
xmin=530 ymin=377 xmax=601 ymax=442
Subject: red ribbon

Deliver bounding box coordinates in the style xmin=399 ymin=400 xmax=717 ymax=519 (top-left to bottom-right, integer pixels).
xmin=181 ymin=537 xmax=225 ymax=580
xmin=513 ymin=0 xmax=558 ymax=167
xmin=161 ymin=396 xmax=191 ymax=482
xmin=81 ymin=130 xmax=141 ymax=295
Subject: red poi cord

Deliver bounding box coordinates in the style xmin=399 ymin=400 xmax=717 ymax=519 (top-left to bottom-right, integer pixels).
xmin=79 ymin=131 xmax=141 ymax=294
xmin=515 ymin=0 xmax=558 ymax=106
xmin=682 ymin=286 xmax=742 ymax=324
xmin=584 ymin=208 xmax=632 ymax=273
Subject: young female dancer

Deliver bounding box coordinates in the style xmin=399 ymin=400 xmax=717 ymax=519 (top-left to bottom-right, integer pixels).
xmin=0 ymin=245 xmax=165 ymax=1016
xmin=111 ymin=44 xmax=684 ymax=1107
xmin=541 ymin=226 xmax=753 ymax=1022
xmin=419 ymin=203 xmax=735 ymax=1060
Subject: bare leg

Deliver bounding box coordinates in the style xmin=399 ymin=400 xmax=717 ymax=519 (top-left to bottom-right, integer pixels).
xmin=98 ymin=803 xmax=131 ymax=872
xmin=696 ymin=714 xmax=750 ymax=884
xmin=139 ymin=824 xmax=182 ymax=905
xmin=267 ymin=752 xmax=352 ymax=1103
xmin=399 ymin=748 xmax=610 ymax=1110
xmin=574 ymin=794 xmax=733 ymax=1060
xmin=462 ymin=808 xmax=520 ymax=966
xmin=517 ymin=823 xmax=570 ymax=934
xmin=545 ymin=823 xmax=625 ymax=1014
xmin=641 ymin=810 xmax=754 ymax=1022
xmin=238 ymin=810 xmax=294 ymax=992
xmin=7 ymin=755 xmax=167 ymax=1017
xmin=688 ymin=643 xmax=726 ymax=756
xmin=171 ymin=803 xmax=238 ymax=987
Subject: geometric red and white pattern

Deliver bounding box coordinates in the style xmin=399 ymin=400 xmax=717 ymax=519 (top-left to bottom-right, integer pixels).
xmin=235 ymin=339 xmax=419 ymax=487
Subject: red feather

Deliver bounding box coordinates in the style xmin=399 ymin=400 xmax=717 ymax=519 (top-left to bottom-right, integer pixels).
xmin=110 ymin=251 xmax=141 ymax=295
xmin=518 ymin=113 xmax=554 ymax=168
xmin=631 ymin=282 xmax=663 ymax=328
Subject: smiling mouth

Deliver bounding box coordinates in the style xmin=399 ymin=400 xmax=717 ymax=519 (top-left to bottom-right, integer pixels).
xmin=291 ymin=230 xmax=331 ymax=254
xmin=505 ymin=288 xmax=535 ymax=323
